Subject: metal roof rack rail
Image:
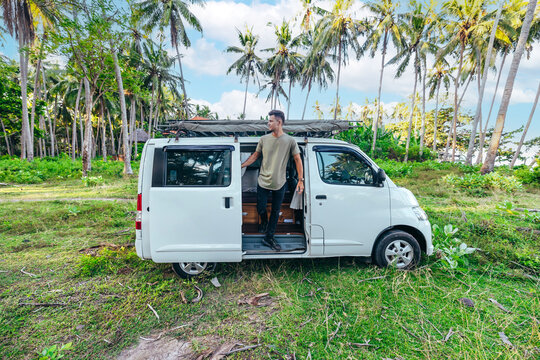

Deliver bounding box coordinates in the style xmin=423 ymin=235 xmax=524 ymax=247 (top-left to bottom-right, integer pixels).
xmin=157 ymin=119 xmax=353 ymax=138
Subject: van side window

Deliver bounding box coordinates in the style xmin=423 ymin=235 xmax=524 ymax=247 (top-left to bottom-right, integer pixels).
xmin=316 ymin=150 xmax=375 ymax=186
xmin=165 ymin=150 xmax=231 ymax=186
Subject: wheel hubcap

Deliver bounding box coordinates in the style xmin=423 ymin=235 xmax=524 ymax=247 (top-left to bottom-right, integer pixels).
xmin=179 ymin=262 xmax=208 ymax=275
xmin=384 ymin=240 xmax=414 ymax=268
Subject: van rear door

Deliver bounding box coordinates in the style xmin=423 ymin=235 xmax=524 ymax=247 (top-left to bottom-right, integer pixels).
xmin=148 ymin=139 xmax=242 ymax=263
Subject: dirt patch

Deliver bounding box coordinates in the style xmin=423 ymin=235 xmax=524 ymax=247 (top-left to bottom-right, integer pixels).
xmin=117 ymin=335 xmax=250 ymax=360
xmin=117 ymin=337 xmax=193 ymax=360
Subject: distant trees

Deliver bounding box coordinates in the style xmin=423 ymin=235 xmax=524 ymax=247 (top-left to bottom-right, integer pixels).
xmin=0 ymin=0 xmax=538 ymax=174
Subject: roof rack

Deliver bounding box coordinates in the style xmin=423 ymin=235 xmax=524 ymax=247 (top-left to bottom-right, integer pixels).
xmin=157 ymin=119 xmax=352 ymax=138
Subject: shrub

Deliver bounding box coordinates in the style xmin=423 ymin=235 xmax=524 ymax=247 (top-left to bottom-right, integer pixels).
xmin=513 ymin=163 xmax=540 ymax=185
xmin=81 ymin=176 xmax=104 ymax=187
xmin=445 ymin=172 xmax=522 ymax=194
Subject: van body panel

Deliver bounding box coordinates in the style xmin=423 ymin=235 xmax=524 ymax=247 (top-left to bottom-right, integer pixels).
xmin=307 ymin=144 xmax=391 ymax=256
xmin=148 ymin=139 xmax=242 ymax=263
xmin=389 ymin=187 xmax=433 ymax=255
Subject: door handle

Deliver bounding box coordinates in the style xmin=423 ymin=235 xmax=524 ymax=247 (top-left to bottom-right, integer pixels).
xmin=315 ymin=195 xmax=327 ymax=200
xmin=224 ymin=197 xmax=232 ymax=208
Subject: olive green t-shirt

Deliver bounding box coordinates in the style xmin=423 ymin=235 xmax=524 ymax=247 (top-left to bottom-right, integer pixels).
xmin=256 ymin=133 xmax=300 ymax=190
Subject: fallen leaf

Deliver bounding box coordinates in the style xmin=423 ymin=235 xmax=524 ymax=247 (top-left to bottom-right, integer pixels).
xmin=210 ymin=277 xmax=221 ymax=288
xmin=489 ymin=298 xmax=511 ymax=313
xmin=499 ymin=332 xmax=514 ymax=347
xmin=209 ymin=343 xmax=236 ymax=360
xmin=238 ymin=292 xmax=270 ymax=306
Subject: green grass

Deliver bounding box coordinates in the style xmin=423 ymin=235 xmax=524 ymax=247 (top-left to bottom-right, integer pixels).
xmin=0 ymin=165 xmax=539 ymax=359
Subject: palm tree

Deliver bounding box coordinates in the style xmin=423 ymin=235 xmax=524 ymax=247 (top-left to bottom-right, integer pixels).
xmin=426 ymin=61 xmax=452 ymax=152
xmin=296 ymin=0 xmax=326 ymax=32
xmin=226 ymin=27 xmax=262 ymax=119
xmin=464 ymin=1 xmax=504 ymax=165
xmin=0 ymin=0 xmax=58 ymax=160
xmin=300 ymin=29 xmax=334 ymax=120
xmin=388 ymin=0 xmax=436 ymax=162
xmin=263 ymin=21 xmax=302 ymax=109
xmin=510 ymin=81 xmax=539 ymax=168
xmin=136 ymin=0 xmax=204 ymax=120
xmin=314 ymin=0 xmax=364 ymax=120
xmin=363 ymin=0 xmax=403 ymax=153
xmin=481 ymin=0 xmax=538 ymax=174
xmin=438 ymin=0 xmax=491 ymax=161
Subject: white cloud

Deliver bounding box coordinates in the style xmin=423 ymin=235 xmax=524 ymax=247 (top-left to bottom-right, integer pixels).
xmin=181 ymin=38 xmax=233 ymax=76
xmin=192 ymin=89 xmax=272 ymax=119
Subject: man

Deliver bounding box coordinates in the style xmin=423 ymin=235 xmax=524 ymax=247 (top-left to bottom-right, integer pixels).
xmin=241 ymin=110 xmax=304 ymax=251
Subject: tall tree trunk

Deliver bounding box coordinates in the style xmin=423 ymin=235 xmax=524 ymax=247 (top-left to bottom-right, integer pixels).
xmin=404 ymin=55 xmax=419 ymax=163
xmin=432 ymin=80 xmax=441 ymax=153
xmin=302 ymin=79 xmax=313 ymax=120
xmin=287 ymin=78 xmax=292 ymax=121
xmin=129 ymin=96 xmax=136 ymax=156
xmin=0 ymin=118 xmax=12 ymax=156
xmin=100 ymin=98 xmax=107 ymax=161
xmin=72 ymin=81 xmax=82 ymax=160
xmin=450 ymin=42 xmax=465 ymax=162
xmin=477 ymin=50 xmax=508 ymax=164
xmin=110 ymin=43 xmax=133 ymax=175
xmin=18 ymin=24 xmax=32 ymax=160
xmin=334 ymin=40 xmax=342 ymax=121
xmin=82 ymin=77 xmax=93 ymax=176
xmin=443 ymin=65 xmax=473 ymax=161
xmin=371 ymin=30 xmax=388 ymax=153
xmin=242 ymin=63 xmax=251 ymax=118
xmin=174 ymin=43 xmax=190 ymax=119
xmin=420 ymin=58 xmax=427 ymax=156
xmin=107 ymin=109 xmax=116 ymax=156
xmin=38 ymin=114 xmax=45 ymax=158
xmin=510 ymin=81 xmax=539 ymax=168
xmin=48 ymin=94 xmax=57 ymax=157
xmin=465 ymin=1 xmax=503 ymax=165
xmin=481 ymin=0 xmax=537 ymax=174
xmin=30 ymin=57 xmax=42 ymax=157
xmin=149 ymin=81 xmax=155 ymax=137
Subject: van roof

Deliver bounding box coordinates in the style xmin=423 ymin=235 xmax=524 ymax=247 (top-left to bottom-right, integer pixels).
xmin=147 ymin=136 xmax=350 ymax=146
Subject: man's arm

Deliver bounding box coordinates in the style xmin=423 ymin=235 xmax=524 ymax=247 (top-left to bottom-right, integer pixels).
xmin=293 ymin=153 xmax=304 ymax=193
xmin=241 ymin=151 xmax=260 ymax=168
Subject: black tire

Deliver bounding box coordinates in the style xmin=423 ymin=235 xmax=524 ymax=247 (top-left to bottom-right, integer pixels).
xmin=374 ymin=230 xmax=421 ymax=269
xmin=171 ymin=262 xmax=216 ymax=279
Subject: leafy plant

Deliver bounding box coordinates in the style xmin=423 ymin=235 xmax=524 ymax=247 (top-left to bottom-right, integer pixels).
xmin=81 ymin=175 xmax=104 ymax=187
xmin=445 ymin=172 xmax=522 ymax=194
xmin=37 ymin=342 xmax=72 ymax=360
xmin=432 ymin=224 xmax=477 ymax=269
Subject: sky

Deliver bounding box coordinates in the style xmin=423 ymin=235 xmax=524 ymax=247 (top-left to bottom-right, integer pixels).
xmin=1 ymin=0 xmax=539 ymax=148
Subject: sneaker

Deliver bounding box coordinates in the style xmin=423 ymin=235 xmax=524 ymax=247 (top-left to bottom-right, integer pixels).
xmin=262 ymin=237 xmax=282 ymax=251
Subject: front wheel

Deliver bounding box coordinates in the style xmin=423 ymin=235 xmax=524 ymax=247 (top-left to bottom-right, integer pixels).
xmin=172 ymin=262 xmax=216 ymax=279
xmin=374 ymin=231 xmax=421 ymax=270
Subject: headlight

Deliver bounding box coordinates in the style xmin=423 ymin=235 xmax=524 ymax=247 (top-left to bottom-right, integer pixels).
xmin=412 ymin=206 xmax=428 ymax=221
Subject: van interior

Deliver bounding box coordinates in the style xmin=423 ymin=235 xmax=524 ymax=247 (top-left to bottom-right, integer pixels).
xmin=240 ymin=144 xmax=307 ymax=254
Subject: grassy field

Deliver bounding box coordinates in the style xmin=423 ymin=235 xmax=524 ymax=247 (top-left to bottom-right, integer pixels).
xmin=0 ymin=162 xmax=538 ymax=359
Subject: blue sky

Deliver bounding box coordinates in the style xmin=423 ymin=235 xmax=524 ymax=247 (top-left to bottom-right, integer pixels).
xmin=1 ymin=0 xmax=539 ymax=149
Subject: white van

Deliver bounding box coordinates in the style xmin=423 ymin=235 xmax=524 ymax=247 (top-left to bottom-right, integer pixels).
xmin=135 ymin=122 xmax=432 ymax=278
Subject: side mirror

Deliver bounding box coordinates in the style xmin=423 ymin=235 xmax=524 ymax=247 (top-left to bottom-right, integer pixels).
xmin=377 ymin=168 xmax=386 ymax=184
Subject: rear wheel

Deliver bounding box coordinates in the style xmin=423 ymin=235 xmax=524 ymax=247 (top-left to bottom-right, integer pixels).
xmin=172 ymin=262 xmax=216 ymax=279
xmin=374 ymin=231 xmax=421 ymax=269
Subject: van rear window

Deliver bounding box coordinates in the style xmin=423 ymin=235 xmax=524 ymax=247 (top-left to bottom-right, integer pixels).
xmin=165 ymin=150 xmax=232 ymax=186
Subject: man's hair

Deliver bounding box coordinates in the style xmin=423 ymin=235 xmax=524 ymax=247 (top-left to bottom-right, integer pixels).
xmin=268 ymin=109 xmax=285 ymax=125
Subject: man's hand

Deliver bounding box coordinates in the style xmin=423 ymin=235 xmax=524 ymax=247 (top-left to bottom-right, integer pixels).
xmin=296 ymin=180 xmax=304 ymax=194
